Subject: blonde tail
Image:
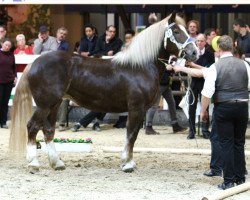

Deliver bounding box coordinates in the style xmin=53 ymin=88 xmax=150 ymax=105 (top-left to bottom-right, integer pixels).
xmin=9 ymin=64 xmax=33 ymax=155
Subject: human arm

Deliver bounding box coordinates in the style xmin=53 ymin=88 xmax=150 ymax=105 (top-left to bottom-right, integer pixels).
xmin=244 ymin=61 xmax=250 ymax=90
xmin=172 ymin=64 xmax=204 ymax=77
xmin=200 ymin=95 xmax=210 ymax=122
xmin=111 ymin=38 xmax=123 ymax=55
xmin=186 ymin=61 xmax=206 ymax=69
xmin=12 ymin=54 xmax=17 ymax=86
xmin=32 ymin=38 xmax=43 ymax=54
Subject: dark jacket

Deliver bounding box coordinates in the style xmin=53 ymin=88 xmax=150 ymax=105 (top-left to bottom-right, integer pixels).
xmin=93 ymin=33 xmax=123 ymax=56
xmin=237 ymin=31 xmax=250 ymax=58
xmin=0 ymin=50 xmax=16 ymax=84
xmin=191 ymin=48 xmax=215 ymax=86
xmin=79 ymin=35 xmax=98 ymax=56
xmin=57 ymin=40 xmax=70 ymax=51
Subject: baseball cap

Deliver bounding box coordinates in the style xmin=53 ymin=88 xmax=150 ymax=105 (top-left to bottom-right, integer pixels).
xmin=39 ymin=25 xmax=48 ymax=33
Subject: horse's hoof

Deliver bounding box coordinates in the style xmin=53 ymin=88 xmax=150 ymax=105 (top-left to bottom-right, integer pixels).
xmin=55 ymin=165 xmax=66 ymax=171
xmin=28 ymin=159 xmax=40 ymax=174
xmin=28 ymin=165 xmax=39 ymax=174
xmin=54 ymin=160 xmax=66 ymax=171
xmin=121 ymin=160 xmax=136 ymax=173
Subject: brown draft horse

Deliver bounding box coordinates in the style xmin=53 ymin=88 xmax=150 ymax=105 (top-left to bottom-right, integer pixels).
xmin=10 ymin=13 xmax=197 ymax=173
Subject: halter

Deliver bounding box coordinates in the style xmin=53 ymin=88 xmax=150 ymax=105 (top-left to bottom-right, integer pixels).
xmin=164 ymin=22 xmax=194 ymax=51
xmin=163 ymin=22 xmax=196 ymax=106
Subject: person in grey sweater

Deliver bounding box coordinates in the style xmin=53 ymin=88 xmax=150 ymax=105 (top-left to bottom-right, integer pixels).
xmin=33 ymin=25 xmax=58 ymax=55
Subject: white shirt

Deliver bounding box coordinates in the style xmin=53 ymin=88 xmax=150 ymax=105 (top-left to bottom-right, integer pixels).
xmin=201 ymin=53 xmax=250 ymax=98
xmin=198 ymin=48 xmax=205 ymax=57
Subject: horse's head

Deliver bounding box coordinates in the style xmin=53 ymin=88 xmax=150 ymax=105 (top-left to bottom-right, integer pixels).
xmin=164 ymin=12 xmax=198 ymax=61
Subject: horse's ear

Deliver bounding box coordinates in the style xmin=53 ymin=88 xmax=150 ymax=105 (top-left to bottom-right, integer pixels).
xmin=169 ymin=11 xmax=177 ymax=23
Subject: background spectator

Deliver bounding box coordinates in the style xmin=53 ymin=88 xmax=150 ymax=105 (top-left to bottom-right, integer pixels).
xmin=56 ymin=26 xmax=70 ymax=132
xmin=56 ymin=26 xmax=69 ymax=51
xmin=187 ymin=20 xmax=199 ymax=41
xmin=14 ymin=34 xmax=33 ymax=72
xmin=33 ymin=25 xmax=58 ymax=54
xmin=79 ymin=24 xmax=98 ymax=57
xmin=233 ymin=18 xmax=250 ymax=59
xmin=0 ymin=38 xmax=16 ymax=129
xmin=94 ymin=25 xmax=123 ymax=56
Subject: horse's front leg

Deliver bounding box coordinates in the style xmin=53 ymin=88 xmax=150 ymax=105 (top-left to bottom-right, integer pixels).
xmin=121 ymin=110 xmax=145 ymax=172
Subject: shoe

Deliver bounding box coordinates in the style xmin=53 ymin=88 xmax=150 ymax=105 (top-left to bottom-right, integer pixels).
xmin=113 ymin=123 xmax=126 ymax=128
xmin=187 ymin=133 xmax=195 ymax=139
xmin=58 ymin=124 xmax=66 ymax=132
xmin=235 ymin=180 xmax=245 ymax=186
xmin=218 ymin=182 xmax=235 ymax=190
xmin=92 ymin=122 xmax=101 ymax=131
xmin=113 ymin=116 xmax=127 ymax=128
xmin=71 ymin=123 xmax=81 ymax=132
xmin=202 ymin=133 xmax=209 ymax=139
xmin=1 ymin=124 xmax=8 ymax=129
xmin=145 ymin=126 xmax=160 ymax=135
xmin=203 ymin=170 xmax=222 ymax=177
xmin=172 ymin=123 xmax=188 ymax=133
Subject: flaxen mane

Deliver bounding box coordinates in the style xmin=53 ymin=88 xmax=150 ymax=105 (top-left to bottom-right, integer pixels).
xmin=112 ymin=14 xmax=185 ymax=67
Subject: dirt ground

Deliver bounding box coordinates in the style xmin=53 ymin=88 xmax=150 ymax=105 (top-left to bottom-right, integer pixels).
xmin=0 ymin=123 xmax=249 ymax=200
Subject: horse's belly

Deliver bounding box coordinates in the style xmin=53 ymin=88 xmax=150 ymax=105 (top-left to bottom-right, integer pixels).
xmin=65 ymin=93 xmax=128 ymax=113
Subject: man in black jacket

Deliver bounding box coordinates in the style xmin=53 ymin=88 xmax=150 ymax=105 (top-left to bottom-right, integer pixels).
xmin=233 ymin=18 xmax=250 ymax=59
xmin=93 ymin=25 xmax=123 ymax=56
xmin=187 ymin=33 xmax=215 ymax=139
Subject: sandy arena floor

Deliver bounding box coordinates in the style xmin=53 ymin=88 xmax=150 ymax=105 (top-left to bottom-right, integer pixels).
xmin=0 ymin=123 xmax=249 ymax=200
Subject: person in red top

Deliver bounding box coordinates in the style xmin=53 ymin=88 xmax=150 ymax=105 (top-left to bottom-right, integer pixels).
xmin=0 ymin=38 xmax=16 ymax=129
xmin=14 ymin=34 xmax=33 ymax=72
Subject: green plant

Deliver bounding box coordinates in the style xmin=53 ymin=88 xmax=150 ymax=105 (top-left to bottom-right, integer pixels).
xmin=37 ymin=137 xmax=93 ymax=144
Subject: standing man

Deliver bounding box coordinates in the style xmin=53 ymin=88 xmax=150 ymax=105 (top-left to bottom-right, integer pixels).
xmin=187 ymin=34 xmax=214 ymax=139
xmin=201 ymin=35 xmax=249 ymax=190
xmin=204 ymin=28 xmax=217 ymax=53
xmin=187 ymin=20 xmax=199 ymax=41
xmin=233 ymin=18 xmax=250 ymax=59
xmin=56 ymin=26 xmax=70 ymax=131
xmin=33 ymin=25 xmax=58 ymax=54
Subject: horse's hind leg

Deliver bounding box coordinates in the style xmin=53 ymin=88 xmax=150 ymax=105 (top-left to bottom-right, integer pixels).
xmin=121 ymin=110 xmax=145 ymax=172
xmin=26 ymin=108 xmax=49 ymax=173
xmin=43 ymin=103 xmax=65 ymax=170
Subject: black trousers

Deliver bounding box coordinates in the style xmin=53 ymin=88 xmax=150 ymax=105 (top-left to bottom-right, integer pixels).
xmin=188 ymin=82 xmax=210 ymax=136
xmin=214 ymin=102 xmax=248 ymax=183
xmin=209 ymin=116 xmax=222 ymax=173
xmin=79 ymin=111 xmax=106 ymax=128
xmin=0 ymin=82 xmax=13 ymax=126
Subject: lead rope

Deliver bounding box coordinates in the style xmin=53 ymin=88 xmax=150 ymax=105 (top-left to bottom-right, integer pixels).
xmin=158 ymin=56 xmax=195 ymax=106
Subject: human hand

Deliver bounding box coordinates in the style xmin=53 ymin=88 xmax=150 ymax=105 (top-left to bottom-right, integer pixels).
xmin=38 ymin=33 xmax=44 ymax=43
xmin=81 ymin=52 xmax=89 ymax=57
xmin=201 ymin=110 xmax=208 ymax=122
xmin=13 ymin=77 xmax=17 ymax=87
xmin=107 ymin=51 xmax=114 ymax=56
xmin=172 ymin=64 xmax=183 ymax=73
xmin=166 ymin=64 xmax=173 ymax=71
